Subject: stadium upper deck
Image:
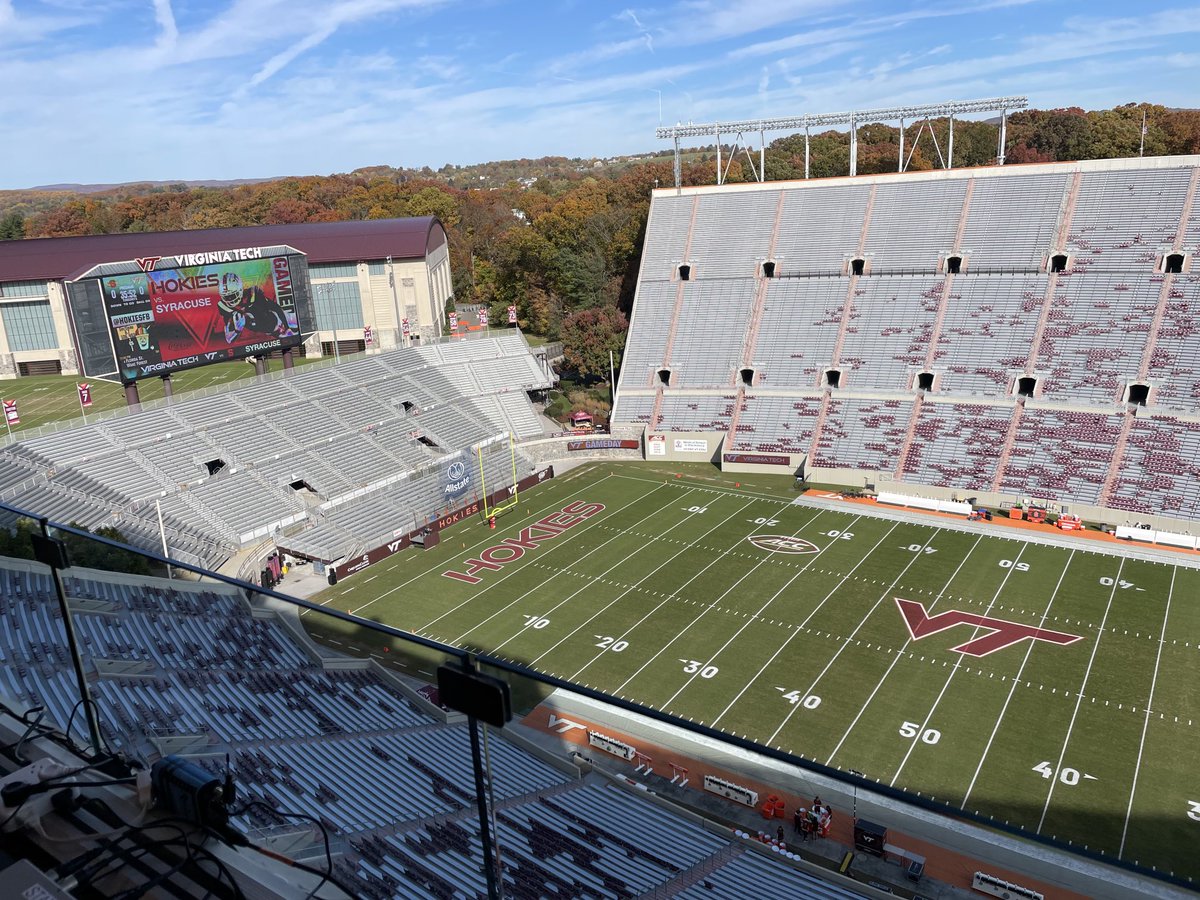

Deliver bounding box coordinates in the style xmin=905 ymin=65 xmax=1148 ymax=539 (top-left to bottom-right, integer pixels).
xmin=615 ymin=154 xmax=1200 ymax=527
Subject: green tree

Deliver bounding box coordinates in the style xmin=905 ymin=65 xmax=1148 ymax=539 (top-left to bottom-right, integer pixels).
xmin=560 ymin=306 xmax=628 ymax=380
xmin=0 ymin=211 xmax=24 ymax=240
xmin=61 ymin=523 xmax=151 ymax=575
xmin=0 ymin=518 xmax=38 ymax=560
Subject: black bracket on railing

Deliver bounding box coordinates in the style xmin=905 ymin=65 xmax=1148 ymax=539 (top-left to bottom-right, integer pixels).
xmin=32 ymin=522 xmax=104 ymax=760
xmin=437 ymin=655 xmax=510 ymax=899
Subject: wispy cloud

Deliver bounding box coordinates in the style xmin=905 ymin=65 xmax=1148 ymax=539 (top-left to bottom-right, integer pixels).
xmin=152 ymin=0 xmax=178 ymax=50
xmin=1 ymin=1 xmax=1198 ymax=189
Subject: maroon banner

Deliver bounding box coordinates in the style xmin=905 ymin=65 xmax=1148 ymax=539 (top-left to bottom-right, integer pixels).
xmin=363 ymin=325 xmax=373 ymax=347
xmin=567 ymin=439 xmax=640 ymax=451
xmin=332 ymin=467 xmax=554 ymax=580
xmin=3 ymin=399 xmax=19 ymax=425
xmin=507 ymin=305 xmax=517 ymax=324
xmin=723 ymin=452 xmax=791 ymax=466
xmin=78 ymin=382 xmax=93 ymax=408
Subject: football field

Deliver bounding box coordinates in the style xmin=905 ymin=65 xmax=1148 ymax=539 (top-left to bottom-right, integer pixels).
xmin=308 ymin=462 xmax=1200 ymax=883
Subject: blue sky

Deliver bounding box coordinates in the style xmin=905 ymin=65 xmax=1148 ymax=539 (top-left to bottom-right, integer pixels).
xmin=1 ymin=0 xmax=1197 ymax=189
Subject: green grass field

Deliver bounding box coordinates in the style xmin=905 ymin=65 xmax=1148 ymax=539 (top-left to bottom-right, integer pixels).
xmin=305 ymin=461 xmax=1200 ymax=883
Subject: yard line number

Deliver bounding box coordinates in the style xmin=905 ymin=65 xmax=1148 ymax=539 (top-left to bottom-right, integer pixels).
xmin=1033 ymin=761 xmax=1097 ymax=785
xmin=900 ymin=721 xmax=941 ymax=744
xmin=775 ymin=687 xmax=822 ymax=709
xmin=825 ymin=530 xmax=855 ymax=540
xmin=998 ymin=559 xmax=1030 ymax=571
xmin=680 ymin=659 xmax=719 ymax=678
xmin=523 ymin=615 xmax=550 ymax=629
xmin=594 ymin=635 xmax=629 ymax=652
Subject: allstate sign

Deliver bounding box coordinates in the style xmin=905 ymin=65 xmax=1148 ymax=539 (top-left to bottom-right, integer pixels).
xmin=444 ymin=459 xmax=472 ymax=499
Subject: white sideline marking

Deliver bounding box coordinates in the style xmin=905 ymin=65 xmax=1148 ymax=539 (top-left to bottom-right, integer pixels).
xmin=823 ymin=533 xmax=984 ymax=765
xmin=960 ymin=549 xmax=1077 ymax=808
xmin=331 ymin=473 xmax=615 ymax=616
xmin=1036 ymin=558 xmax=1126 ymax=834
xmin=1118 ymin=566 xmax=1175 ymax=857
xmin=440 ymin=485 xmax=685 ymax=641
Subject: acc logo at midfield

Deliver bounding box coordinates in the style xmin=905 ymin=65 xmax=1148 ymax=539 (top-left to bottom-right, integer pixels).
xmin=747 ymin=534 xmax=819 ymax=554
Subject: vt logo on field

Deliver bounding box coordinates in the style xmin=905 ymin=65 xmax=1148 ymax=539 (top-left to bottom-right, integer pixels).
xmin=895 ymin=598 xmax=1083 ymax=657
xmin=747 ymin=534 xmax=819 ymax=554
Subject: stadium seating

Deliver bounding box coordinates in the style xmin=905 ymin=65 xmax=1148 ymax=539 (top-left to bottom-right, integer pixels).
xmin=617 ymin=158 xmax=1200 ymax=521
xmin=0 ymin=558 xmax=852 ymax=900
xmin=0 ymin=334 xmax=552 ymax=570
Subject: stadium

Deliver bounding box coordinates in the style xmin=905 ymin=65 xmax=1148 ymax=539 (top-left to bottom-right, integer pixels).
xmin=1 ymin=145 xmax=1199 ymax=900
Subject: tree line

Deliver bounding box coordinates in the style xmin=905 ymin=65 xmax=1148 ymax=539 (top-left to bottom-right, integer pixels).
xmin=1 ymin=102 xmax=1197 ymax=386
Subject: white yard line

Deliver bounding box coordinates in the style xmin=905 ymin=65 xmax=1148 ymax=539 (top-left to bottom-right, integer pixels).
xmin=822 ymin=533 xmax=984 ymax=765
xmin=706 ymin=513 xmax=854 ymax=727
xmin=959 ymin=548 xmax=1076 ymax=808
xmin=611 ymin=515 xmax=886 ymax=700
xmin=435 ymin=485 xmax=684 ymax=640
xmin=1035 ymin=558 xmax=1126 ymax=834
xmin=888 ymin=543 xmax=1029 ymax=787
xmin=568 ymin=509 xmax=831 ymax=685
xmin=318 ymin=472 xmax=614 ymax=616
xmin=658 ymin=513 xmax=856 ymax=713
xmin=1118 ymin=566 xmax=1176 ymax=858
xmin=523 ymin=496 xmax=762 ymax=672
xmin=756 ymin=521 xmax=928 ymax=747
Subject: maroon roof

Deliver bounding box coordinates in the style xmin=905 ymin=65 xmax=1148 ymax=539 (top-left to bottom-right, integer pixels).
xmin=0 ymin=217 xmax=446 ymax=283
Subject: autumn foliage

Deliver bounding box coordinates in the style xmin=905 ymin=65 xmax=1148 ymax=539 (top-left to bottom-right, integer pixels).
xmin=0 ymin=102 xmax=1194 ymax=385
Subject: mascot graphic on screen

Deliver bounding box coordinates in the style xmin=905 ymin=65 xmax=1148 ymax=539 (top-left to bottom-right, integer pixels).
xmin=216 ymin=271 xmax=295 ymax=344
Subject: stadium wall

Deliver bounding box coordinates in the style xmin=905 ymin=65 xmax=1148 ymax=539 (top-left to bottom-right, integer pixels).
xmin=644 ymin=430 xmax=722 ymax=463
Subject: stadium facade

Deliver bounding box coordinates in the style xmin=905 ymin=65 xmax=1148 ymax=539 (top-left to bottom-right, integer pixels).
xmin=0 ymin=217 xmax=453 ymax=378
xmin=615 ymin=154 xmax=1200 ymax=531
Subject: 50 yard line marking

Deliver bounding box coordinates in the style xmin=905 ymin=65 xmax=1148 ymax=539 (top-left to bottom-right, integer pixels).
xmin=959 ymin=548 xmax=1076 ymax=808
xmin=822 ymin=532 xmax=984 ymax=765
xmin=1118 ymin=565 xmax=1175 ymax=858
xmin=1036 ymin=557 xmax=1126 ymax=834
xmin=887 ymin=542 xmax=1030 ymax=787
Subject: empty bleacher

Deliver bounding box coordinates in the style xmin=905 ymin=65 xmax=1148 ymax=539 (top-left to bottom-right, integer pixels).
xmin=0 ymin=333 xmax=552 ymax=569
xmin=0 ymin=557 xmax=849 ymax=900
xmin=617 ymin=156 xmax=1200 ymax=522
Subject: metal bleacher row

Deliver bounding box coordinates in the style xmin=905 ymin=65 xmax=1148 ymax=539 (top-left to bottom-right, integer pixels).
xmin=616 ymin=156 xmax=1200 ymax=521
xmin=0 ymin=333 xmax=552 ymax=570
xmin=0 ymin=560 xmax=865 ymax=900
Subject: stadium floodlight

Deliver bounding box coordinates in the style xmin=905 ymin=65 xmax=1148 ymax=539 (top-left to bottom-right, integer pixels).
xmin=656 ymin=96 xmax=1029 ymax=186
